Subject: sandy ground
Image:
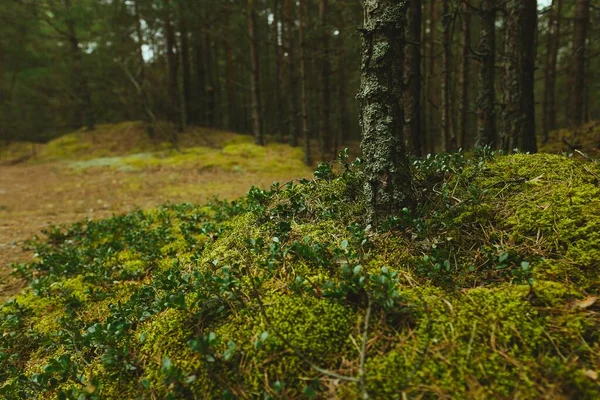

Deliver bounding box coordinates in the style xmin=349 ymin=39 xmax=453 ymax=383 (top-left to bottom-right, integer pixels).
xmin=0 ymin=161 xmax=307 ymax=302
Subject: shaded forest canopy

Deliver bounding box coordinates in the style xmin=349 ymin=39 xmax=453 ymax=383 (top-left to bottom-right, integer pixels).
xmin=0 ymin=0 xmax=598 ymax=156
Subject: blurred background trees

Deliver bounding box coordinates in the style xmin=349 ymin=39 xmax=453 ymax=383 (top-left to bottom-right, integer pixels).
xmin=0 ymin=0 xmax=598 ymax=160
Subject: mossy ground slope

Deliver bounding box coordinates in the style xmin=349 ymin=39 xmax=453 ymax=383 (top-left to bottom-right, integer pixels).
xmin=1 ymin=150 xmax=598 ymax=399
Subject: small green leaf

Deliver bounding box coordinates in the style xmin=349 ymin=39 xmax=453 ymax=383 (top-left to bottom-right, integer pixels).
xmin=499 ymin=252 xmax=509 ymax=263
xmin=341 ymin=240 xmax=349 ymax=250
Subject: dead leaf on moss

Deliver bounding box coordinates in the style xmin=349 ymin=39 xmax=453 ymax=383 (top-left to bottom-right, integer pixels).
xmin=568 ymin=296 xmax=598 ymax=310
xmin=583 ymin=370 xmax=598 ymax=381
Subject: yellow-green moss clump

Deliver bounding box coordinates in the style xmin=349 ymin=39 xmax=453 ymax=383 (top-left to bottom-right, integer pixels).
xmin=1 ymin=153 xmax=599 ymax=399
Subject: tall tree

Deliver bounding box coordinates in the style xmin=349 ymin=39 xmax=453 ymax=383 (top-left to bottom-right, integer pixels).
xmin=359 ymin=0 xmax=412 ymax=224
xmin=458 ymin=1 xmax=471 ymax=149
xmin=163 ymin=0 xmax=182 ymax=133
xmin=178 ymin=0 xmax=192 ymax=126
xmin=248 ymin=0 xmax=264 ymax=145
xmin=298 ymin=0 xmax=311 ymax=164
xmin=284 ymin=0 xmax=300 ymax=147
xmin=570 ymin=0 xmax=590 ymax=129
xmin=475 ymin=0 xmax=497 ymax=148
xmin=427 ymin=0 xmax=438 ymax=153
xmin=542 ymin=0 xmax=563 ymax=141
xmin=441 ymin=0 xmax=454 ymax=151
xmin=273 ymin=0 xmax=284 ymax=142
xmin=404 ymin=0 xmax=422 ymax=156
xmin=318 ymin=0 xmax=331 ymax=160
xmin=502 ymin=0 xmax=537 ymax=153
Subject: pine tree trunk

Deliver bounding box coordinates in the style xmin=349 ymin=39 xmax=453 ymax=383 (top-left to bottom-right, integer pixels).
xmin=224 ymin=13 xmax=237 ymax=131
xmin=404 ymin=0 xmax=422 ymax=156
xmin=299 ymin=0 xmax=311 ymax=164
xmin=273 ymin=0 xmax=284 ymax=142
xmin=164 ymin=0 xmax=182 ymax=135
xmin=427 ymin=0 xmax=438 ymax=153
xmin=248 ymin=0 xmax=264 ymax=145
xmin=571 ymin=0 xmax=590 ymax=128
xmin=178 ymin=0 xmax=191 ymax=127
xmin=441 ymin=0 xmax=454 ymax=152
xmin=359 ymin=0 xmax=412 ymax=224
xmin=475 ymin=0 xmax=496 ymax=148
xmin=502 ymin=0 xmax=537 ymax=153
xmin=318 ymin=0 xmax=331 ymax=160
xmin=193 ymin=29 xmax=207 ymax=126
xmin=542 ymin=0 xmax=562 ymax=141
xmin=458 ymin=1 xmax=471 ymax=149
xmin=284 ymin=0 xmax=300 ymax=147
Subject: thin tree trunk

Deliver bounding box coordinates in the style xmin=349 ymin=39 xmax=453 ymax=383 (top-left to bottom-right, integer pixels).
xmin=359 ymin=0 xmax=412 ymax=225
xmin=299 ymin=0 xmax=311 ymax=164
xmin=193 ymin=29 xmax=207 ymax=126
xmin=64 ymin=0 xmax=94 ymax=131
xmin=248 ymin=0 xmax=264 ymax=145
xmin=570 ymin=0 xmax=590 ymax=128
xmin=178 ymin=0 xmax=191 ymax=126
xmin=337 ymin=48 xmax=351 ymax=153
xmin=502 ymin=0 xmax=537 ymax=152
xmin=284 ymin=0 xmax=300 ymax=147
xmin=458 ymin=1 xmax=471 ymax=149
xmin=475 ymin=0 xmax=496 ymax=148
xmin=428 ymin=0 xmax=438 ymax=153
xmin=318 ymin=0 xmax=331 ymax=160
xmin=404 ymin=0 xmax=422 ymax=156
xmin=273 ymin=0 xmax=284 ymax=142
xmin=164 ymin=0 xmax=182 ymax=135
xmin=441 ymin=0 xmax=454 ymax=152
xmin=224 ymin=12 xmax=237 ymax=131
xmin=542 ymin=0 xmax=563 ymax=141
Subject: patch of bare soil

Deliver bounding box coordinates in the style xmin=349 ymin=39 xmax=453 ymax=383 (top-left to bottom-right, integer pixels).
xmin=0 ymin=162 xmax=307 ymax=301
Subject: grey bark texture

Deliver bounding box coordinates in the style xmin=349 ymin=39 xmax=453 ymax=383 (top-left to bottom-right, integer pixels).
xmin=502 ymin=0 xmax=537 ymax=153
xmin=358 ymin=0 xmax=412 ymax=224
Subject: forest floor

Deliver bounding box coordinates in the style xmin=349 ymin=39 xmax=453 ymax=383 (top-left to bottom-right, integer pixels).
xmin=0 ymin=122 xmax=315 ymax=301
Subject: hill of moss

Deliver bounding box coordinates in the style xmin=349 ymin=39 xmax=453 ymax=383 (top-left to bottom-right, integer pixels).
xmin=1 ymin=151 xmax=599 ymax=399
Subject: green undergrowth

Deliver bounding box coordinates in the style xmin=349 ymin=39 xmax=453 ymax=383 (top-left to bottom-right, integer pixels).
xmin=1 ymin=149 xmax=599 ymax=399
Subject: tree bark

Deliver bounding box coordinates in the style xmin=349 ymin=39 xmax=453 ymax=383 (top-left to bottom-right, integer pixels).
xmin=458 ymin=1 xmax=471 ymax=149
xmin=298 ymin=0 xmax=311 ymax=164
xmin=542 ymin=0 xmax=562 ymax=141
xmin=427 ymin=0 xmax=438 ymax=153
xmin=163 ymin=0 xmax=182 ymax=134
xmin=570 ymin=0 xmax=590 ymax=128
xmin=273 ymin=0 xmax=284 ymax=142
xmin=358 ymin=0 xmax=412 ymax=224
xmin=284 ymin=0 xmax=300 ymax=147
xmin=318 ymin=0 xmax=331 ymax=160
xmin=178 ymin=0 xmax=192 ymax=126
xmin=404 ymin=0 xmax=422 ymax=156
xmin=441 ymin=0 xmax=454 ymax=152
xmin=193 ymin=29 xmax=207 ymax=126
xmin=502 ymin=0 xmax=537 ymax=153
xmin=248 ymin=0 xmax=264 ymax=145
xmin=475 ymin=0 xmax=496 ymax=148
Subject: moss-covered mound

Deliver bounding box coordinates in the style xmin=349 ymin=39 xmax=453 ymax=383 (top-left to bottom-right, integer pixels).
xmin=1 ymin=152 xmax=599 ymax=399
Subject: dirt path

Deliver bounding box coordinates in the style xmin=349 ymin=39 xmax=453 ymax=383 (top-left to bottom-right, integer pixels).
xmin=0 ymin=161 xmax=307 ymax=301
